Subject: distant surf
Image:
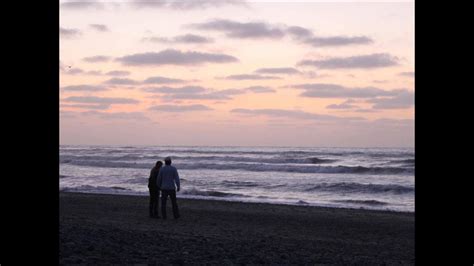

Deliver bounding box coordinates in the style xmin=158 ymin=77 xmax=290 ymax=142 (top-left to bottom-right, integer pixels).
xmin=60 ymin=145 xmax=414 ymax=212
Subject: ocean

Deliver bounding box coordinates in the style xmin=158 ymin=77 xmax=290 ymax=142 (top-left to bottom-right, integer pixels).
xmin=60 ymin=145 xmax=414 ymax=212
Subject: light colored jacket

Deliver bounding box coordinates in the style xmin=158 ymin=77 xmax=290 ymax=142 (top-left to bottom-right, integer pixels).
xmin=157 ymin=165 xmax=180 ymax=191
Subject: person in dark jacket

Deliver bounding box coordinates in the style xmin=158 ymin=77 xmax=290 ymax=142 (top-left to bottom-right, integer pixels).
xmin=157 ymin=157 xmax=180 ymax=219
xmin=148 ymin=161 xmax=163 ymax=218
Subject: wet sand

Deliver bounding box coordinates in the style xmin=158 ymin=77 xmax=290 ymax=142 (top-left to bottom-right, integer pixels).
xmin=60 ymin=192 xmax=414 ymax=265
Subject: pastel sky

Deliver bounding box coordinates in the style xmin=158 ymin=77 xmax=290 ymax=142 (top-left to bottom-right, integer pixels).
xmin=60 ymin=0 xmax=414 ymax=147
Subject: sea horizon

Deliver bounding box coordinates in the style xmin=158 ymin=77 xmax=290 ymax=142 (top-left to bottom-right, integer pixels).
xmin=60 ymin=144 xmax=415 ymax=149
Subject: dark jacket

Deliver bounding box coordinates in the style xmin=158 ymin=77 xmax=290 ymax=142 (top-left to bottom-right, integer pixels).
xmin=148 ymin=166 xmax=161 ymax=190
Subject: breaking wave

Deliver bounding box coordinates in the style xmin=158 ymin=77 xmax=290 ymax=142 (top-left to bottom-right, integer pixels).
xmin=304 ymin=182 xmax=413 ymax=194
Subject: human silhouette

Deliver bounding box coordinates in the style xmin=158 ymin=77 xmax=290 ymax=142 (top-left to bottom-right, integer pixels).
xmin=148 ymin=160 xmax=162 ymax=218
xmin=157 ymin=156 xmax=180 ymax=219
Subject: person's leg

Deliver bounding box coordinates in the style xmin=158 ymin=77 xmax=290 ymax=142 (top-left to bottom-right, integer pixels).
xmin=161 ymin=190 xmax=168 ymax=219
xmin=170 ymin=190 xmax=180 ymax=219
xmin=153 ymin=190 xmax=160 ymax=217
xmin=149 ymin=188 xmax=154 ymax=217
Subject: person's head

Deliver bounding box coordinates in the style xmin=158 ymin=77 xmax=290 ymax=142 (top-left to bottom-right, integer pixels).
xmin=155 ymin=161 xmax=163 ymax=168
xmin=164 ymin=156 xmax=172 ymax=165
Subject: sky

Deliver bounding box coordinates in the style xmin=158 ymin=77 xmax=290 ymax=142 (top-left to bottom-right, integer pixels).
xmin=60 ymin=0 xmax=414 ymax=147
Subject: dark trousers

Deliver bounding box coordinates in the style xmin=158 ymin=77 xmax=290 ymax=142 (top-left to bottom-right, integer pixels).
xmin=149 ymin=188 xmax=159 ymax=217
xmin=161 ymin=189 xmax=180 ymax=219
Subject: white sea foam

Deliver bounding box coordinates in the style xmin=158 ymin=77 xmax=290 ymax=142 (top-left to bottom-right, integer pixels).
xmin=60 ymin=145 xmax=414 ymax=212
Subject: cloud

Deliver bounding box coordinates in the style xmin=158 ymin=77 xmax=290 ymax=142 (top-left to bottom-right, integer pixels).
xmin=130 ymin=0 xmax=247 ymax=10
xmin=191 ymin=19 xmax=373 ymax=48
xmin=157 ymin=87 xmax=235 ymax=100
xmin=211 ymin=88 xmax=246 ymax=96
xmin=143 ymin=34 xmax=213 ymax=44
xmin=61 ymin=67 xmax=104 ymax=75
xmin=105 ymin=70 xmax=131 ymax=76
xmin=83 ymin=55 xmax=112 ymax=63
xmin=143 ymin=86 xmax=207 ymax=94
xmin=149 ymin=104 xmax=213 ymax=112
xmin=399 ymin=71 xmax=415 ymax=77
xmin=286 ymin=25 xmax=373 ymax=47
xmin=231 ymin=108 xmax=365 ymax=122
xmin=254 ymin=67 xmax=301 ymax=75
xmin=286 ymin=26 xmax=313 ymax=38
xmin=173 ymin=34 xmax=213 ymax=43
xmin=116 ymin=49 xmax=238 ymax=66
xmin=292 ymin=83 xmax=401 ymax=98
xmin=63 ymin=96 xmax=139 ymax=104
xmin=60 ymin=27 xmax=82 ymax=39
xmin=61 ymin=85 xmax=107 ymax=92
xmin=326 ymin=99 xmax=359 ymax=109
xmin=317 ymin=89 xmax=414 ymax=110
xmin=82 ymin=111 xmax=151 ymax=121
xmin=190 ymin=19 xmax=285 ymax=39
xmin=86 ymin=70 xmax=103 ymax=75
xmin=302 ymin=36 xmax=373 ymax=47
xmin=143 ymin=85 xmax=274 ymax=100
xmin=302 ymin=71 xmax=320 ymax=79
xmin=169 ymin=0 xmax=247 ymax=9
xmin=367 ymin=91 xmax=414 ymax=109
xmin=354 ymin=108 xmax=377 ymax=113
xmin=223 ymin=74 xmax=281 ymax=80
xmin=60 ymin=110 xmax=78 ymax=118
xmin=141 ymin=36 xmax=168 ymax=43
xmin=104 ymin=76 xmax=188 ymax=86
xmin=63 ymin=68 xmax=84 ymax=75
xmin=60 ymin=60 xmax=66 ymax=71
xmin=298 ymin=53 xmax=399 ymax=69
xmin=143 ymin=76 xmax=186 ymax=84
xmin=61 ymin=1 xmax=104 ymax=9
xmin=63 ymin=69 xmax=185 ymax=85
xmin=103 ymin=78 xmax=139 ymax=85
xmin=244 ymin=86 xmax=276 ymax=93
xmin=129 ymin=0 xmax=166 ymax=8
xmin=89 ymin=24 xmax=109 ymax=32
xmin=372 ymin=118 xmax=414 ymax=126
xmin=61 ymin=103 xmax=111 ymax=110
xmin=166 ymin=93 xmax=232 ymax=100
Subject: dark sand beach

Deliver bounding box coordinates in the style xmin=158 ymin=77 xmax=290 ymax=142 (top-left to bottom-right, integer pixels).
xmin=60 ymin=192 xmax=414 ymax=265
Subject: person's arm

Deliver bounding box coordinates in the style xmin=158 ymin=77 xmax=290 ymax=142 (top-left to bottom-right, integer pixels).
xmin=148 ymin=168 xmax=153 ymax=188
xmin=175 ymin=168 xmax=180 ymax=192
xmin=156 ymin=169 xmax=162 ymax=189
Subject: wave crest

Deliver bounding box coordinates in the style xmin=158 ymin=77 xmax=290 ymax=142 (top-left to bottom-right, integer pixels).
xmin=304 ymin=182 xmax=413 ymax=194
xmin=61 ymin=160 xmax=412 ymax=175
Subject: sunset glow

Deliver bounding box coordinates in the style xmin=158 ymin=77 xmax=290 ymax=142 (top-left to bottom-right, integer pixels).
xmin=60 ymin=0 xmax=414 ymax=147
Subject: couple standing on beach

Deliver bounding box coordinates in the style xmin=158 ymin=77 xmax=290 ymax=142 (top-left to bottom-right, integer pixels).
xmin=148 ymin=156 xmax=181 ymax=219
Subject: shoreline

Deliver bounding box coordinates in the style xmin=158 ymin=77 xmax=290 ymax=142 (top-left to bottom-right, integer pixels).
xmin=60 ymin=190 xmax=414 ymax=214
xmin=60 ymin=191 xmax=414 ymax=264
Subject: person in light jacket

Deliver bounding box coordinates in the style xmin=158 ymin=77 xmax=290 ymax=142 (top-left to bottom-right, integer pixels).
xmin=157 ymin=156 xmax=180 ymax=219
